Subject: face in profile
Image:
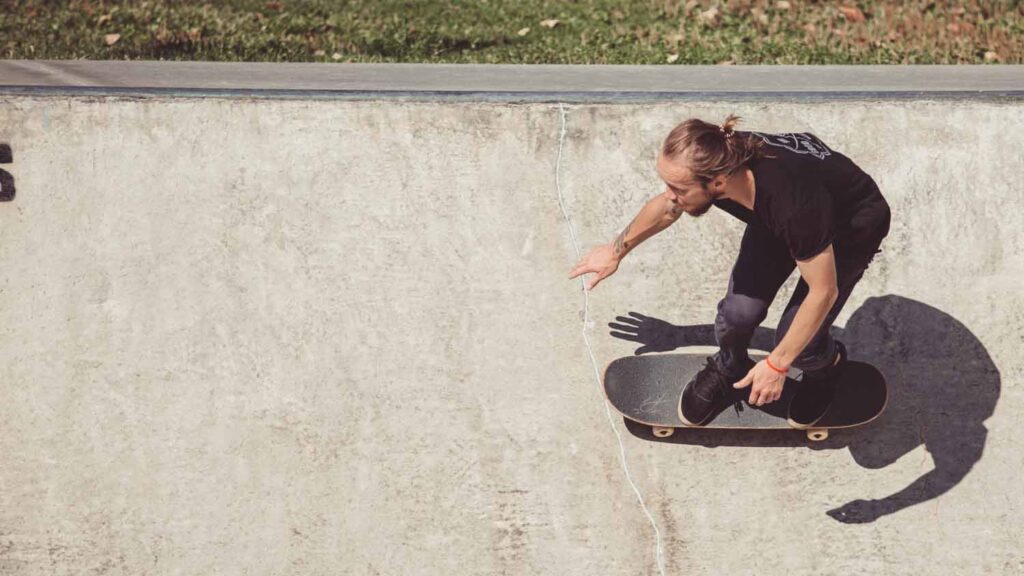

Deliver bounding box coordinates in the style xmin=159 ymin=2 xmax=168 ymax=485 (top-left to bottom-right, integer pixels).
xmin=656 ymin=152 xmax=718 ymax=218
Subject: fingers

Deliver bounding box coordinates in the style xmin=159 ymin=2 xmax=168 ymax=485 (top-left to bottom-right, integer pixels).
xmin=587 ymin=270 xmax=608 ymax=290
xmin=737 ymin=362 xmax=787 ymax=405
xmin=567 ymin=249 xmax=597 ymax=277
xmin=733 ymin=372 xmax=752 ymax=389
xmin=568 ymin=266 xmax=606 ymax=291
xmin=567 ymin=261 xmax=592 ymax=279
xmin=749 ymin=383 xmax=782 ymax=406
xmin=752 ymin=388 xmax=771 ymax=406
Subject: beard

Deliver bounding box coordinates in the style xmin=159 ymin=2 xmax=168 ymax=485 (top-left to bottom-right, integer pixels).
xmin=685 ymin=187 xmax=715 ymax=217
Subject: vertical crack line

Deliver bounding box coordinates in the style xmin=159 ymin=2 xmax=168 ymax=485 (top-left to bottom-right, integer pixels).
xmin=553 ymin=103 xmax=667 ymax=576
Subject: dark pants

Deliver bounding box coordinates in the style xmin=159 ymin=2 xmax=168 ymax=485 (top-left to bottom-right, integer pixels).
xmin=713 ymin=224 xmax=885 ymax=381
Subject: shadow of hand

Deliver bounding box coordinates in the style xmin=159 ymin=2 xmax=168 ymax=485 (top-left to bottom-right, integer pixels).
xmin=608 ymin=312 xmax=684 ymax=354
xmin=826 ymin=499 xmax=885 ymax=524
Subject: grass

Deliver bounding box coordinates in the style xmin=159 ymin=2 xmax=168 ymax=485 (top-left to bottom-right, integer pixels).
xmin=1 ymin=0 xmax=1021 ymax=64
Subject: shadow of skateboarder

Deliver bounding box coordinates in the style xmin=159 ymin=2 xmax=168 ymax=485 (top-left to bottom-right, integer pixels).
xmin=608 ymin=295 xmax=999 ymax=524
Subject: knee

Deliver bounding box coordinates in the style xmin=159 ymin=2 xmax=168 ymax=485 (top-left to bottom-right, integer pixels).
xmin=717 ymin=295 xmax=769 ymax=330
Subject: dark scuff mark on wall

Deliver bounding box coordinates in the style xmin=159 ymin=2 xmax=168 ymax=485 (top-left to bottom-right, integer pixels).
xmin=0 ymin=143 xmax=14 ymax=201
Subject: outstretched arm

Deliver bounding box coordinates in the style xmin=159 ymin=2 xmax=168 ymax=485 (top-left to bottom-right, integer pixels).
xmin=568 ymin=190 xmax=682 ymax=291
xmin=611 ymin=189 xmax=683 ymax=261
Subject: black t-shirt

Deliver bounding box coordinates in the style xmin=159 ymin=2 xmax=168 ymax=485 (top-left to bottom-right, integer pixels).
xmin=712 ymin=131 xmax=891 ymax=262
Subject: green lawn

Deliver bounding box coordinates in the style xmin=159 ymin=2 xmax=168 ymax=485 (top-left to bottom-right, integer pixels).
xmin=2 ymin=0 xmax=1021 ymax=64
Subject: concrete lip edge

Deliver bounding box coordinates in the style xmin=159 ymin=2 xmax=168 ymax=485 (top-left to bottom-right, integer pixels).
xmin=1 ymin=86 xmax=1022 ymax=103
xmin=1 ymin=61 xmax=1022 ymax=101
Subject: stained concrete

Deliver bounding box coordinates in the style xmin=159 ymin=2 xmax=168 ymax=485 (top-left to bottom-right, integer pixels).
xmin=0 ymin=63 xmax=1022 ymax=575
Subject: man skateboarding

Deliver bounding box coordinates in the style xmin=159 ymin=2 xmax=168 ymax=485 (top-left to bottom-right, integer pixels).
xmin=569 ymin=115 xmax=890 ymax=429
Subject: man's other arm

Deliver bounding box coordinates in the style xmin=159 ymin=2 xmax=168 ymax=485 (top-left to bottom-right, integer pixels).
xmin=768 ymin=244 xmax=839 ymax=369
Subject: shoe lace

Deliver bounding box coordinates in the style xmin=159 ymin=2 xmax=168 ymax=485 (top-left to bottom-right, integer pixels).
xmin=699 ymin=356 xmax=732 ymax=401
xmin=703 ymin=356 xmax=744 ymax=415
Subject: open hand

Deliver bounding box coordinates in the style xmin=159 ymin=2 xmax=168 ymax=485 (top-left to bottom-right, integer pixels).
xmin=733 ymin=359 xmax=786 ymax=406
xmin=568 ymin=244 xmax=620 ymax=290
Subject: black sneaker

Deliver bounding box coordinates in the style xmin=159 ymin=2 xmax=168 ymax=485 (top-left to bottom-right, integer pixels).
xmin=787 ymin=341 xmax=848 ymax=428
xmin=678 ymin=356 xmax=742 ymax=426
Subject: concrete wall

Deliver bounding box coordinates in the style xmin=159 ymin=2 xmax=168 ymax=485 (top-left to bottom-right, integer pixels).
xmin=0 ymin=63 xmax=1022 ymax=575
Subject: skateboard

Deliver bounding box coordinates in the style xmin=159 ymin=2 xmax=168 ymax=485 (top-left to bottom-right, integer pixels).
xmin=602 ymin=351 xmax=887 ymax=441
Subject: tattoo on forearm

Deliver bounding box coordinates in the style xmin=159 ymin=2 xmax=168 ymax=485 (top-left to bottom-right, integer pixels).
xmin=669 ymin=203 xmax=682 ymax=217
xmin=613 ymin=220 xmax=633 ymax=256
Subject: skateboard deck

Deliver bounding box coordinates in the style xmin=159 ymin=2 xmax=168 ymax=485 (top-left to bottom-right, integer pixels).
xmin=603 ymin=352 xmax=887 ymax=441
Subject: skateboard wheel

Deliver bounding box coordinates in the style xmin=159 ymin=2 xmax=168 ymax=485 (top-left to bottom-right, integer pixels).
xmin=806 ymin=429 xmax=828 ymax=441
xmin=652 ymin=426 xmax=675 ymax=438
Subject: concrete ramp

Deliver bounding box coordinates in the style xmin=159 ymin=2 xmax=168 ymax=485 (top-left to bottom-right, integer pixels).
xmin=0 ymin=62 xmax=1022 ymax=575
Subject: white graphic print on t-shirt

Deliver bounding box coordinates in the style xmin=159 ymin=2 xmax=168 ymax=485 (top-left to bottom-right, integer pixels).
xmin=749 ymin=132 xmax=833 ymax=160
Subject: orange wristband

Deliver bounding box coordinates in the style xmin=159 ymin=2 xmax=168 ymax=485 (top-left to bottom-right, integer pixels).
xmin=765 ymin=356 xmax=788 ymax=374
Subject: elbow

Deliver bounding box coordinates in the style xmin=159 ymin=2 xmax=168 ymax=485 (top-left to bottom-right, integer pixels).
xmin=812 ymin=286 xmax=839 ymax=304
xmin=826 ymin=288 xmax=840 ymax=305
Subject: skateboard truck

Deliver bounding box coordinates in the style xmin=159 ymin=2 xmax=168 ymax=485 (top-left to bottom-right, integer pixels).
xmin=653 ymin=425 xmax=829 ymax=442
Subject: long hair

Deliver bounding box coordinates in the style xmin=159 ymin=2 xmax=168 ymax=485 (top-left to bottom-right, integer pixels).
xmin=660 ymin=114 xmax=774 ymax=184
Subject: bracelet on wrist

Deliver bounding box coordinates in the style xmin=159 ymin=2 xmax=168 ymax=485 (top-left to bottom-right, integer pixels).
xmin=765 ymin=356 xmax=789 ymax=374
